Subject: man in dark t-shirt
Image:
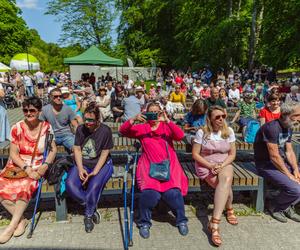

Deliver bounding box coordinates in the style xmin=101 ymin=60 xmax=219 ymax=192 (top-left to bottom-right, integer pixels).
xmin=254 ymin=103 xmax=300 ymax=223
xmin=65 ymin=105 xmax=114 ymax=233
xmin=205 ymin=87 xmax=226 ymax=109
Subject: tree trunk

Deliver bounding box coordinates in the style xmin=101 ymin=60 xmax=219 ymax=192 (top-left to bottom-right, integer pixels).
xmin=228 ymin=0 xmax=233 ymax=17
xmin=256 ymin=1 xmax=264 ymax=47
xmin=237 ymin=0 xmax=242 ymax=18
xmin=248 ymin=0 xmax=257 ymax=71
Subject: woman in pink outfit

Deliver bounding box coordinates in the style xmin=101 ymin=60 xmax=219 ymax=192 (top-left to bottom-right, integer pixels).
xmin=119 ymin=102 xmax=189 ymax=239
xmin=192 ymin=105 xmax=237 ymax=247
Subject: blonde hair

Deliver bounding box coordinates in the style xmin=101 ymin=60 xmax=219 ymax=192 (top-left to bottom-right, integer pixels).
xmin=202 ymin=105 xmax=230 ymax=139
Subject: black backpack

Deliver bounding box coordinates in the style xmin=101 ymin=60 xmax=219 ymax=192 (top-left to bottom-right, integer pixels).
xmin=45 ymin=156 xmax=73 ymax=185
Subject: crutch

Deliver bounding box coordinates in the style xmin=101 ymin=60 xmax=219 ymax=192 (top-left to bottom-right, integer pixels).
xmin=128 ymin=141 xmax=141 ymax=247
xmin=27 ymin=132 xmax=53 ymax=239
xmin=123 ymin=151 xmax=133 ymax=250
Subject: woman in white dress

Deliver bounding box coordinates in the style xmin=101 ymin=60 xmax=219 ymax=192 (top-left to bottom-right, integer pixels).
xmin=96 ymin=86 xmax=112 ymax=121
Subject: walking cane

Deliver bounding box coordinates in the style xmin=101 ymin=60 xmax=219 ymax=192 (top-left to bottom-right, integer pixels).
xmin=124 ymin=152 xmax=133 ymax=250
xmin=27 ymin=132 xmax=53 ymax=239
xmin=128 ymin=141 xmax=141 ymax=247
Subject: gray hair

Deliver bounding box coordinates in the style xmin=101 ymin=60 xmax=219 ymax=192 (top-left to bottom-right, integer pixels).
xmin=281 ymin=102 xmax=300 ymax=118
xmin=290 ymin=85 xmax=299 ymax=93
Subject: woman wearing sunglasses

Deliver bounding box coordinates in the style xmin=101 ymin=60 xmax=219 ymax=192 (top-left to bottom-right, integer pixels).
xmin=66 ymin=102 xmax=113 ymax=233
xmin=0 ymin=96 xmax=57 ymax=244
xmin=192 ymin=105 xmax=237 ymax=247
xmin=119 ymin=102 xmax=188 ymax=239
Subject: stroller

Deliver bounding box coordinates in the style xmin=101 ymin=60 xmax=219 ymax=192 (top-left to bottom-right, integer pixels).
xmin=4 ymin=86 xmax=18 ymax=109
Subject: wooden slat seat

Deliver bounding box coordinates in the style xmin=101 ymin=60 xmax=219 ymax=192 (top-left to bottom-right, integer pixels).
xmin=182 ymin=161 xmax=264 ymax=212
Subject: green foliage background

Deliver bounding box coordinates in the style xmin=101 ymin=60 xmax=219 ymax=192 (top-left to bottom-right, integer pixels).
xmin=0 ymin=0 xmax=299 ymax=72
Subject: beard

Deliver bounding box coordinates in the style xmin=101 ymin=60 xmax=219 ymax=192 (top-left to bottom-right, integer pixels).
xmin=281 ymin=117 xmax=298 ymax=129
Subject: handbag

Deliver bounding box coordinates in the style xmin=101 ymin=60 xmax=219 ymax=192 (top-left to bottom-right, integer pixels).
xmin=1 ymin=122 xmax=43 ymax=179
xmin=149 ymin=141 xmax=170 ymax=182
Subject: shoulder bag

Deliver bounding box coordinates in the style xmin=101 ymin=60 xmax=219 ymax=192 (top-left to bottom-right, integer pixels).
xmin=149 ymin=141 xmax=170 ymax=182
xmin=1 ymin=122 xmax=43 ymax=179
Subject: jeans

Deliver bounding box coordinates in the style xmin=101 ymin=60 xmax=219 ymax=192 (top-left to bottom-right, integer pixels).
xmin=138 ymin=188 xmax=188 ymax=227
xmin=256 ymin=161 xmax=300 ymax=212
xmin=55 ymin=133 xmax=75 ymax=151
xmin=26 ymin=86 xmax=34 ymax=97
xmin=66 ymin=160 xmax=113 ymax=217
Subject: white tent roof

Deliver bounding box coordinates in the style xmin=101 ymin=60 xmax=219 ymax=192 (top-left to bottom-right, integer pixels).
xmin=0 ymin=62 xmax=10 ymax=72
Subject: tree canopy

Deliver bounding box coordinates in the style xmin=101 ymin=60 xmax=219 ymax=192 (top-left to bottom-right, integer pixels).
xmin=0 ymin=0 xmax=299 ymax=71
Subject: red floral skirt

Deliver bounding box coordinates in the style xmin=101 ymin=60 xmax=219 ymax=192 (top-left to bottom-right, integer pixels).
xmin=0 ymin=176 xmax=38 ymax=202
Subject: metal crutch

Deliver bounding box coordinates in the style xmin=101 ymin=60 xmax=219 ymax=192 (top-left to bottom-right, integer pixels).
xmin=123 ymin=151 xmax=133 ymax=250
xmin=128 ymin=141 xmax=141 ymax=247
xmin=27 ymin=132 xmax=53 ymax=239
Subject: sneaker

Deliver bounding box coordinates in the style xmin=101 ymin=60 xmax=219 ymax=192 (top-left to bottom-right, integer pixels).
xmin=92 ymin=210 xmax=101 ymax=224
xmin=139 ymin=225 xmax=150 ymax=239
xmin=84 ymin=217 xmax=94 ymax=233
xmin=177 ymin=222 xmax=189 ymax=236
xmin=269 ymin=209 xmax=288 ymax=223
xmin=284 ymin=206 xmax=300 ymax=222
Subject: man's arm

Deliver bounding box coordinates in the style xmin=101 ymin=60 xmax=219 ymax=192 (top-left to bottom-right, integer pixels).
xmin=267 ymin=143 xmax=298 ymax=182
xmin=286 ymin=143 xmax=299 ymax=171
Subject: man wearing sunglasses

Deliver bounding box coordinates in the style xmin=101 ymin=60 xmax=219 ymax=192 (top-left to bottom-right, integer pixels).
xmin=40 ymin=88 xmax=78 ymax=152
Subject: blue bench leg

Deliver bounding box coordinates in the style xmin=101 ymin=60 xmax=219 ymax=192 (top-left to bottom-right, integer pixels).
xmin=255 ymin=177 xmax=264 ymax=213
xmin=54 ymin=184 xmax=68 ymax=221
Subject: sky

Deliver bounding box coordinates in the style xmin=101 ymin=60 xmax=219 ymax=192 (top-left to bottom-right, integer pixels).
xmin=16 ymin=0 xmax=118 ymax=46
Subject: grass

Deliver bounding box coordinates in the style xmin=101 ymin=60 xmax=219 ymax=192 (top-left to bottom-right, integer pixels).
xmin=277 ymin=68 xmax=300 ymax=74
xmin=135 ymin=80 xmax=164 ymax=92
xmin=102 ymin=208 xmax=113 ymax=222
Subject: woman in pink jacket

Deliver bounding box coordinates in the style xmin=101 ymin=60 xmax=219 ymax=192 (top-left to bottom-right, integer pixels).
xmin=119 ymin=102 xmax=188 ymax=239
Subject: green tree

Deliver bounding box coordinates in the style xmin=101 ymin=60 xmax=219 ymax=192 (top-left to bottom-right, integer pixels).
xmin=46 ymin=0 xmax=115 ymax=49
xmin=0 ymin=0 xmax=31 ymax=65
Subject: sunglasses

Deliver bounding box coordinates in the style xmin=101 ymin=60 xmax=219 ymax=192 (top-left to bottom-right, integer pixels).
xmin=215 ymin=114 xmax=226 ymax=120
xmin=23 ymin=108 xmax=38 ymax=114
xmin=84 ymin=118 xmax=96 ymax=123
xmin=52 ymin=95 xmax=62 ymax=99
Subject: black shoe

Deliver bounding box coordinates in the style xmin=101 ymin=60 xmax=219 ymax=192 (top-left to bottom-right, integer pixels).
xmin=177 ymin=222 xmax=189 ymax=236
xmin=84 ymin=217 xmax=94 ymax=233
xmin=284 ymin=206 xmax=300 ymax=222
xmin=139 ymin=225 xmax=150 ymax=239
xmin=92 ymin=210 xmax=101 ymax=224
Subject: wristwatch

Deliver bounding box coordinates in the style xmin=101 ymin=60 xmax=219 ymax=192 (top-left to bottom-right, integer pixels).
xmin=23 ymin=164 xmax=29 ymax=171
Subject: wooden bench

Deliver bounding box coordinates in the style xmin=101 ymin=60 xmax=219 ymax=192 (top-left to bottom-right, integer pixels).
xmin=181 ymin=161 xmax=264 ymax=212
xmin=39 ymin=159 xmax=264 ymax=221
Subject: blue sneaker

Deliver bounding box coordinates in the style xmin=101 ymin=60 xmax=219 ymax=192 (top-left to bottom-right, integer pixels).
xmin=139 ymin=225 xmax=150 ymax=239
xmin=178 ymin=222 xmax=189 ymax=236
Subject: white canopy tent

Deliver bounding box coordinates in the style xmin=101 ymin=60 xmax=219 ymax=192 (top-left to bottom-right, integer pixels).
xmin=0 ymin=62 xmax=11 ymax=72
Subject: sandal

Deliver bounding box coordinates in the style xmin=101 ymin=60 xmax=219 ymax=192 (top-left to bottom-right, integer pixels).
xmin=225 ymin=208 xmax=238 ymax=225
xmin=207 ymin=217 xmax=222 ymax=247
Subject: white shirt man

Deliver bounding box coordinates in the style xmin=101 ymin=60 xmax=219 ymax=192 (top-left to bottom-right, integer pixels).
xmin=228 ymin=88 xmax=240 ymax=101
xmin=35 ymin=70 xmax=45 ymax=84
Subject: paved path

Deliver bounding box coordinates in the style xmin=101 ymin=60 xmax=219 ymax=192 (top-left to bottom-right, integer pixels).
xmin=0 ymin=205 xmax=300 ymax=250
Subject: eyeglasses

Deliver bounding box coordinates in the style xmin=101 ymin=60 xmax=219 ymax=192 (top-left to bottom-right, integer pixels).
xmin=52 ymin=95 xmax=62 ymax=99
xmin=23 ymin=108 xmax=38 ymax=114
xmin=215 ymin=114 xmax=226 ymax=120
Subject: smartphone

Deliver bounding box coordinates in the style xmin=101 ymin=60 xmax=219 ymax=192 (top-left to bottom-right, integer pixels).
xmin=144 ymin=112 xmax=158 ymax=120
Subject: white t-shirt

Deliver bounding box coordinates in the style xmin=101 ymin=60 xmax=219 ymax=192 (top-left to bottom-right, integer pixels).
xmin=193 ymin=86 xmax=202 ymax=97
xmin=124 ymin=79 xmax=134 ymax=90
xmin=194 ymin=127 xmax=236 ymax=144
xmin=228 ymin=89 xmax=240 ymax=101
xmin=35 ymin=71 xmax=44 ymax=84
xmin=0 ymin=83 xmax=3 ymax=90
xmin=23 ymin=75 xmax=33 ymax=87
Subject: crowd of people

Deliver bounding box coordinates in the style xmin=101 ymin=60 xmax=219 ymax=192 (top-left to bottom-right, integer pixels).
xmin=0 ymin=66 xmax=300 ymax=247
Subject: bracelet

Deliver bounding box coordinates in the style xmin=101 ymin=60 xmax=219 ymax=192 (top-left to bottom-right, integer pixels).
xmin=43 ymin=162 xmax=50 ymax=166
